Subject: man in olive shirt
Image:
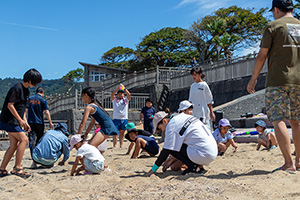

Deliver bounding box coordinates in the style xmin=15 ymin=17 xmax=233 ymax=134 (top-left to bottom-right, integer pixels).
xmin=247 ymin=0 xmax=300 ymax=173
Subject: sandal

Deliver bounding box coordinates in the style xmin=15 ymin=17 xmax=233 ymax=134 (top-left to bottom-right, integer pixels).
xmin=11 ymin=167 xmax=31 ymax=179
xmin=0 ymin=169 xmax=10 ymax=177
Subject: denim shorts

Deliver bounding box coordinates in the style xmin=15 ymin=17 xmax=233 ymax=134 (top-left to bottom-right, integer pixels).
xmin=0 ymin=121 xmax=25 ymax=133
xmin=84 ymin=158 xmax=104 ymax=173
xmin=113 ymin=119 xmax=128 ymax=131
xmin=265 ymin=86 xmax=300 ymax=122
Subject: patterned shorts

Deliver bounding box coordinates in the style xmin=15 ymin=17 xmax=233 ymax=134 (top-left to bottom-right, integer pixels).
xmin=265 ymin=86 xmax=300 ymax=122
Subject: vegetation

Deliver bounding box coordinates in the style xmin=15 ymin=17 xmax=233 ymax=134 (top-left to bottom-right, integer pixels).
xmin=0 ymin=78 xmax=68 ymax=110
xmin=62 ymin=68 xmax=84 ymax=93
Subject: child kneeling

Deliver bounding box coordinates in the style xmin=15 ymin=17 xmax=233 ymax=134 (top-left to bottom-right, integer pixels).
xmin=212 ymin=119 xmax=238 ymax=156
xmin=125 ymin=128 xmax=159 ymax=159
xmin=255 ymin=120 xmax=277 ymax=151
xmin=70 ymin=134 xmax=107 ymax=176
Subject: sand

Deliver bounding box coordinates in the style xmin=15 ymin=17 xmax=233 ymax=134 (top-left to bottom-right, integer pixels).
xmin=0 ymin=138 xmax=299 ymax=200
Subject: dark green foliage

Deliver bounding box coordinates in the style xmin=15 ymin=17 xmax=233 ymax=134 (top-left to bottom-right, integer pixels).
xmin=0 ymin=78 xmax=70 ymax=110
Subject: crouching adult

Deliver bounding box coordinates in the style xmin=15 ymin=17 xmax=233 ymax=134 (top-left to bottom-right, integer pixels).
xmin=31 ymin=123 xmax=70 ymax=168
xmin=145 ymin=111 xmax=217 ymax=176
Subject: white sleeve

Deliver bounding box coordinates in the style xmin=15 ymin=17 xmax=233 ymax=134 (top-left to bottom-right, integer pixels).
xmin=204 ymin=83 xmax=213 ymax=104
xmin=76 ymin=145 xmax=86 ymax=158
xmin=163 ymin=119 xmax=177 ymax=151
xmin=188 ymin=85 xmax=192 ymax=102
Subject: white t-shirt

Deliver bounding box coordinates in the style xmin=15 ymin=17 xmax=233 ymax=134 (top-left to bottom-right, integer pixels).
xmin=212 ymin=129 xmax=234 ymax=143
xmin=188 ymin=81 xmax=213 ymax=124
xmin=163 ymin=113 xmax=217 ymax=165
xmin=258 ymin=129 xmax=272 ymax=142
xmin=76 ymin=144 xmax=105 ymax=162
xmin=112 ymin=97 xmax=129 ymax=119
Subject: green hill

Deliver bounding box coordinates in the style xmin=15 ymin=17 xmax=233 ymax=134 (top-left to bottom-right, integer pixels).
xmin=0 ymin=78 xmax=81 ymax=110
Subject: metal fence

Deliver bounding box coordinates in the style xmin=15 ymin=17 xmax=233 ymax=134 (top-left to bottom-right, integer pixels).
xmin=0 ymin=130 xmax=8 ymax=140
xmin=48 ymin=90 xmax=150 ymax=114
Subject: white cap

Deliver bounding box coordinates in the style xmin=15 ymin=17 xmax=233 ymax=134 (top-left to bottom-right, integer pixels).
xmin=153 ymin=111 xmax=169 ymax=133
xmin=178 ymin=100 xmax=193 ymax=112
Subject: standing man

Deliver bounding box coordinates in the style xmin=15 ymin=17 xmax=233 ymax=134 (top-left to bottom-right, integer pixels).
xmin=189 ymin=68 xmax=215 ymax=131
xmin=27 ymin=86 xmax=53 ymax=168
xmin=111 ymin=84 xmax=131 ymax=148
xmin=247 ymin=0 xmax=300 ymax=173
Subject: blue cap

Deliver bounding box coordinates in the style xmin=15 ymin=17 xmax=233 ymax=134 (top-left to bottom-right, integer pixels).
xmin=255 ymin=120 xmax=266 ymax=128
xmin=55 ymin=123 xmax=69 ymax=136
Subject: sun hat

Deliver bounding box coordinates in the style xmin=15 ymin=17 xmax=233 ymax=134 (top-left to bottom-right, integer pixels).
xmin=269 ymin=0 xmax=294 ymax=11
xmin=255 ymin=120 xmax=266 ymax=128
xmin=69 ymin=134 xmax=83 ymax=151
xmin=178 ymin=100 xmax=193 ymax=112
xmin=218 ymin=119 xmax=231 ymax=127
xmin=125 ymin=122 xmax=135 ymax=130
xmin=153 ymin=111 xmax=169 ymax=133
xmin=54 ymin=123 xmax=69 ymax=136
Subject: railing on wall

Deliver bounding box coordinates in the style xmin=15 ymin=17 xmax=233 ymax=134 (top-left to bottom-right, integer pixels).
xmin=0 ymin=130 xmax=8 ymax=140
xmin=48 ymin=90 xmax=150 ymax=114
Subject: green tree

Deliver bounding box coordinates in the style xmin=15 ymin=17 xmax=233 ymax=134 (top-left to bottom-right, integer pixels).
xmin=135 ymin=27 xmax=195 ymax=68
xmin=100 ymin=46 xmax=134 ymax=69
xmin=62 ymin=68 xmax=84 ymax=93
xmin=186 ymin=6 xmax=268 ymax=61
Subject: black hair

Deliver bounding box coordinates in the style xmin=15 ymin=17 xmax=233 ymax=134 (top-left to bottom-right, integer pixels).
xmin=36 ymin=86 xmax=44 ymax=94
xmin=82 ymin=87 xmax=110 ymax=116
xmin=145 ymin=98 xmax=152 ymax=103
xmin=190 ymin=68 xmax=205 ymax=79
xmin=277 ymin=7 xmax=294 ymax=13
xmin=23 ymin=68 xmax=42 ymax=85
xmin=255 ymin=123 xmax=266 ymax=130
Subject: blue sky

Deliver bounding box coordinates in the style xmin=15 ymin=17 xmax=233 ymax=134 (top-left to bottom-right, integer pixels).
xmin=0 ymin=0 xmax=271 ymax=80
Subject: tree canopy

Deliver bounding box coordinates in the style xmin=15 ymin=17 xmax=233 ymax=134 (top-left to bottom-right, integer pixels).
xmin=135 ymin=27 xmax=196 ymax=69
xmin=186 ymin=6 xmax=268 ymax=61
xmin=62 ymin=68 xmax=84 ymax=93
xmin=100 ymin=46 xmax=134 ymax=69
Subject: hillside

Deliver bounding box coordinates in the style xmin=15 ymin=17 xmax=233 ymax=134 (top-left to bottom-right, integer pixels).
xmin=0 ymin=78 xmax=80 ymax=110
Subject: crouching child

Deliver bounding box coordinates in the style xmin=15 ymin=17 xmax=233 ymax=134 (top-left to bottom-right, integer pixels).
xmin=125 ymin=128 xmax=159 ymax=159
xmin=70 ymin=134 xmax=107 ymax=176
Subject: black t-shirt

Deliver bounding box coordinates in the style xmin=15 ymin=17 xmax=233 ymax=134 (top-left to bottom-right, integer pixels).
xmin=0 ymin=83 xmax=30 ymax=126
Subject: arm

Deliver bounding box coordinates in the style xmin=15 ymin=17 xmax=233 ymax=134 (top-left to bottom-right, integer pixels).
xmin=124 ymin=88 xmax=131 ymax=101
xmin=126 ymin=142 xmax=135 ymax=154
xmin=229 ymin=139 xmax=239 ymax=153
xmin=75 ymin=157 xmax=85 ymax=175
xmin=83 ymin=117 xmax=96 ymax=141
xmin=8 ymin=102 xmax=30 ymax=131
xmin=207 ymin=103 xmax=215 ymax=122
xmin=59 ymin=138 xmax=70 ymax=165
xmin=247 ymin=48 xmax=268 ymax=94
xmin=266 ymin=133 xmax=271 ymax=150
xmin=71 ymin=156 xmax=81 ymax=176
xmin=139 ymin=113 xmax=143 ymax=126
xmin=145 ymin=148 xmax=171 ymax=177
xmin=44 ymin=110 xmax=53 ymax=129
xmin=77 ymin=105 xmax=93 ymax=138
xmin=111 ymin=87 xmax=119 ymax=101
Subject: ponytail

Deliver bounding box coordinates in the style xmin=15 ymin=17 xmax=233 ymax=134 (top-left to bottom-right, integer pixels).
xmin=82 ymin=87 xmax=110 ymax=117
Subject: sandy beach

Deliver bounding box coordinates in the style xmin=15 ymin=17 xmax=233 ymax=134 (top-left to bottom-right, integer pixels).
xmin=0 ymin=134 xmax=299 ymax=200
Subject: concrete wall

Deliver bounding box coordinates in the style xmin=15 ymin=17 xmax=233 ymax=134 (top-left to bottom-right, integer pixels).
xmin=166 ymin=73 xmax=267 ymax=113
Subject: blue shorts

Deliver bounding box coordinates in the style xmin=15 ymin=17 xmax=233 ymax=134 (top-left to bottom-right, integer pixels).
xmin=113 ymin=119 xmax=128 ymax=131
xmin=143 ymin=140 xmax=159 ymax=155
xmin=84 ymin=157 xmax=104 ymax=173
xmin=0 ymin=121 xmax=25 ymax=133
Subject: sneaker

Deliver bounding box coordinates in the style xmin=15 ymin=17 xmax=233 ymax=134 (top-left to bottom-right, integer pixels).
xmin=269 ymin=145 xmax=277 ymax=151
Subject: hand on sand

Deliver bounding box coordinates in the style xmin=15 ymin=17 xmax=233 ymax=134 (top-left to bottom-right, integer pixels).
xmin=144 ymin=170 xmax=155 ymax=177
xmin=58 ymin=161 xmax=65 ymax=166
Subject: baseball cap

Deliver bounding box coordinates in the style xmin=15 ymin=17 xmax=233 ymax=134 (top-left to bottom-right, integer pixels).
xmin=117 ymin=89 xmax=125 ymax=94
xmin=54 ymin=123 xmax=69 ymax=136
xmin=153 ymin=111 xmax=169 ymax=133
xmin=178 ymin=100 xmax=193 ymax=112
xmin=125 ymin=122 xmax=135 ymax=130
xmin=269 ymin=0 xmax=294 ymax=11
xmin=255 ymin=120 xmax=266 ymax=128
xmin=218 ymin=119 xmax=231 ymax=127
xmin=69 ymin=134 xmax=83 ymax=151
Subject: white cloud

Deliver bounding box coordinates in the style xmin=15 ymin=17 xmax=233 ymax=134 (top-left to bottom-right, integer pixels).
xmin=0 ymin=22 xmax=58 ymax=31
xmin=240 ymin=42 xmax=260 ymax=56
xmin=176 ymin=0 xmax=230 ymax=15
